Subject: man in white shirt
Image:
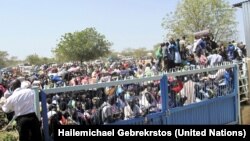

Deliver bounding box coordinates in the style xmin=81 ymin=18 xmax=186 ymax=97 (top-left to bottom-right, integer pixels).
xmin=2 ymin=79 xmax=42 ymax=141
xmin=207 ymin=50 xmax=223 ymax=67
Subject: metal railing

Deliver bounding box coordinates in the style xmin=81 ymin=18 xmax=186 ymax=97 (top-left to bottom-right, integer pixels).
xmin=35 ymin=62 xmax=238 ymax=141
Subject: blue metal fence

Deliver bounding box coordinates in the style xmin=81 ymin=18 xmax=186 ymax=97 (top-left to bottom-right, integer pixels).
xmin=38 ymin=63 xmax=239 ymax=141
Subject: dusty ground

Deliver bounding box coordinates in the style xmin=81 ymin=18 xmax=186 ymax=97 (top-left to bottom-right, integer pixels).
xmin=241 ymin=101 xmax=250 ymax=125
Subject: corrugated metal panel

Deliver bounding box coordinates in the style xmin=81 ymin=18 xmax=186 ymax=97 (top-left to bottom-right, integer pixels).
xmin=167 ymin=96 xmax=236 ymax=125
xmin=242 ymin=1 xmax=250 ymax=57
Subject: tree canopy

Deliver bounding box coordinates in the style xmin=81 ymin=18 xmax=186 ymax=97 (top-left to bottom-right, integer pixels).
xmin=162 ymin=0 xmax=237 ymax=42
xmin=119 ymin=47 xmax=152 ymax=59
xmin=0 ymin=51 xmax=21 ymax=68
xmin=53 ymin=27 xmax=112 ymax=63
xmin=25 ymin=54 xmax=54 ymax=65
xmin=0 ymin=51 xmax=9 ymax=68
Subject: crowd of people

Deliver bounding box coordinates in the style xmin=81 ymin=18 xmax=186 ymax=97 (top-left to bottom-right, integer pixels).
xmin=155 ymin=36 xmax=246 ymax=71
xmin=0 ymin=34 xmax=247 ymax=139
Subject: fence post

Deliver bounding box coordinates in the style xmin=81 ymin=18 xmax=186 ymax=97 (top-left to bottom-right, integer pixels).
xmin=234 ymin=65 xmax=241 ymax=124
xmin=33 ymin=86 xmax=41 ymax=120
xmin=41 ymin=90 xmax=50 ymax=141
xmin=160 ymin=75 xmax=168 ymax=125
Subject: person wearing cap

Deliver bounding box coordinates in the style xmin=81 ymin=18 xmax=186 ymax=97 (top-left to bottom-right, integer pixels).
xmin=1 ymin=79 xmax=42 ymax=141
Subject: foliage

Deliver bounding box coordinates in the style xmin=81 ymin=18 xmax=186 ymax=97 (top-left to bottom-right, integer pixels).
xmin=2 ymin=133 xmax=18 ymax=141
xmin=162 ymin=0 xmax=237 ymax=42
xmin=119 ymin=47 xmax=152 ymax=59
xmin=0 ymin=131 xmax=18 ymax=141
xmin=0 ymin=51 xmax=22 ymax=68
xmin=53 ymin=27 xmax=112 ymax=64
xmin=25 ymin=54 xmax=54 ymax=65
xmin=133 ymin=48 xmax=150 ymax=59
xmin=0 ymin=51 xmax=9 ymax=68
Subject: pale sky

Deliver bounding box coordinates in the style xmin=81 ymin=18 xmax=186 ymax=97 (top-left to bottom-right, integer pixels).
xmin=0 ymin=0 xmax=246 ymax=60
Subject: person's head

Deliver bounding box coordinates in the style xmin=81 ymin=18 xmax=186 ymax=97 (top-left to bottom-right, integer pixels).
xmin=160 ymin=42 xmax=166 ymax=47
xmin=8 ymin=79 xmax=21 ymax=92
xmin=195 ymin=35 xmax=200 ymax=40
xmin=165 ymin=42 xmax=169 ymax=47
xmin=59 ymin=102 xmax=67 ymax=111
xmin=76 ymin=101 xmax=82 ymax=110
xmin=145 ymin=92 xmax=153 ymax=103
xmin=107 ymin=95 xmax=116 ymax=105
xmin=146 ymin=63 xmax=151 ymax=67
xmin=212 ymin=50 xmax=218 ymax=54
xmin=169 ymin=37 xmax=175 ymax=43
xmin=182 ymin=36 xmax=186 ymax=40
xmin=47 ymin=98 xmax=52 ymax=104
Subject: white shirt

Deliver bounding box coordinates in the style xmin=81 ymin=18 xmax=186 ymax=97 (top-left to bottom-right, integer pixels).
xmin=207 ymin=54 xmax=223 ymax=66
xmin=124 ymin=103 xmax=133 ymax=120
xmin=2 ymin=88 xmax=36 ymax=117
xmin=193 ymin=38 xmax=202 ymax=53
xmin=48 ymin=110 xmax=57 ymax=119
xmin=186 ymin=45 xmax=193 ymax=54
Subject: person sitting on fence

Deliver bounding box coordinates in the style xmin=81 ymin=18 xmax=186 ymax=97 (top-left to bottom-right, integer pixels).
xmin=234 ymin=43 xmax=243 ymax=63
xmin=218 ymin=43 xmax=227 ymax=61
xmin=186 ymin=54 xmax=196 ymax=66
xmin=207 ymin=50 xmax=223 ymax=67
xmin=226 ymin=42 xmax=236 ymax=61
xmin=155 ymin=43 xmax=163 ymax=71
xmin=197 ymin=52 xmax=207 ymax=66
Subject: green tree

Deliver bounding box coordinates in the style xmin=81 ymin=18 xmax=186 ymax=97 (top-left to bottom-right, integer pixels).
xmin=0 ymin=51 xmax=9 ymax=68
xmin=133 ymin=47 xmax=149 ymax=59
xmin=7 ymin=56 xmax=20 ymax=67
xmin=53 ymin=27 xmax=112 ymax=64
xmin=120 ymin=48 xmax=134 ymax=57
xmin=25 ymin=54 xmax=55 ymax=65
xmin=25 ymin=54 xmax=41 ymax=65
xmin=162 ymin=0 xmax=237 ymax=42
xmin=107 ymin=51 xmax=120 ymax=61
xmin=119 ymin=47 xmax=152 ymax=59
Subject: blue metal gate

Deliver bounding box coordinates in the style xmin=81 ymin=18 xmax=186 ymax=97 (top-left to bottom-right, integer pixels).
xmin=38 ymin=63 xmax=239 ymax=141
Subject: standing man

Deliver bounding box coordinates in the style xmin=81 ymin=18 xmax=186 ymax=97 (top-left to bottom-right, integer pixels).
xmin=2 ymin=79 xmax=42 ymax=141
xmin=155 ymin=43 xmax=164 ymax=71
xmin=179 ymin=36 xmax=187 ymax=60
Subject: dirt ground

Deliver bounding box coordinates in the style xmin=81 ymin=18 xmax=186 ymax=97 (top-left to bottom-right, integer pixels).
xmin=241 ymin=101 xmax=250 ymax=125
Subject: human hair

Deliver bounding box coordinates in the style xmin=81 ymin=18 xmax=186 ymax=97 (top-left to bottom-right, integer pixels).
xmin=9 ymin=79 xmax=21 ymax=91
xmin=160 ymin=42 xmax=166 ymax=47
